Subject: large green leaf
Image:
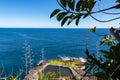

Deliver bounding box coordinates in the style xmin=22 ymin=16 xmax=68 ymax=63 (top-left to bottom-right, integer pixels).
xmin=110 ymin=43 xmax=120 ymax=59
xmin=67 ymin=0 xmax=75 ymax=10
xmin=116 ymin=0 xmax=120 ymax=3
xmin=88 ymin=1 xmax=96 ymax=11
xmin=67 ymin=14 xmax=75 ymax=25
xmin=75 ymin=17 xmax=80 ymax=26
xmin=115 ymin=4 xmax=120 ymax=9
xmin=89 ymin=26 xmax=96 ymax=32
xmin=56 ymin=12 xmax=68 ymax=21
xmin=87 ymin=0 xmax=95 ymax=9
xmin=50 ymin=9 xmax=61 ymax=18
xmin=81 ymin=0 xmax=87 ymax=11
xmin=99 ymin=50 xmax=110 ymax=55
xmin=99 ymin=50 xmax=113 ymax=59
xmin=60 ymin=0 xmax=67 ymax=8
xmin=61 ymin=16 xmax=69 ymax=26
xmin=76 ymin=0 xmax=83 ymax=12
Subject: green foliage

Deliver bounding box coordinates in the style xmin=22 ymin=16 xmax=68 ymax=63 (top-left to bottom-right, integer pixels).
xmin=50 ymin=9 xmax=61 ymax=18
xmin=49 ymin=59 xmax=84 ymax=70
xmin=90 ymin=27 xmax=116 ymax=46
xmin=89 ymin=26 xmax=96 ymax=32
xmin=38 ymin=72 xmax=44 ymax=80
xmin=100 ymin=43 xmax=120 ymax=60
xmin=61 ymin=16 xmax=69 ymax=26
xmin=56 ymin=12 xmax=69 ymax=21
xmin=38 ymin=71 xmax=75 ymax=80
xmin=50 ymin=0 xmax=96 ymax=26
xmin=85 ymin=43 xmax=120 ymax=79
xmin=46 ymin=72 xmax=60 ymax=80
xmin=50 ymin=0 xmax=120 ymax=26
xmin=67 ymin=0 xmax=75 ymax=11
xmin=100 ymin=34 xmax=115 ymax=46
xmin=85 ymin=58 xmax=100 ymax=75
xmin=115 ymin=4 xmax=120 ymax=9
xmin=38 ymin=72 xmax=60 ymax=80
xmin=116 ymin=0 xmax=120 ymax=3
xmin=9 ymin=76 xmax=16 ymax=80
xmin=95 ymin=72 xmax=108 ymax=80
xmin=60 ymin=0 xmax=67 ymax=8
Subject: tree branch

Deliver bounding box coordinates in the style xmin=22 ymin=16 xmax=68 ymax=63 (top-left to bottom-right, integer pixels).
xmin=56 ymin=0 xmax=120 ymax=15
xmin=108 ymin=64 xmax=120 ymax=80
xmin=102 ymin=12 xmax=120 ymax=15
xmin=56 ymin=0 xmax=88 ymax=15
xmin=97 ymin=0 xmax=120 ymax=15
xmin=90 ymin=15 xmax=120 ymax=22
xmin=91 ymin=4 xmax=120 ymax=14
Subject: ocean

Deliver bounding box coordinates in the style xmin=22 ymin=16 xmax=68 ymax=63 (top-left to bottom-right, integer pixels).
xmin=0 ymin=28 xmax=109 ymax=77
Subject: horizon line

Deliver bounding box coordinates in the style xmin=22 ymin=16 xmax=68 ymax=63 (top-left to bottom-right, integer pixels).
xmin=0 ymin=27 xmax=111 ymax=29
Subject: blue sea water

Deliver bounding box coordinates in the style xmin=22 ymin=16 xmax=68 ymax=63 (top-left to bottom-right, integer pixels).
xmin=0 ymin=28 xmax=109 ymax=77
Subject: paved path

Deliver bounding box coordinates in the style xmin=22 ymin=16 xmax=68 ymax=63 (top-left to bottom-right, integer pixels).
xmin=24 ymin=63 xmax=49 ymax=80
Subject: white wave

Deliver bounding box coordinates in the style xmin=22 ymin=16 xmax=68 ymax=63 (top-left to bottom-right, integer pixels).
xmin=80 ymin=66 xmax=85 ymax=70
xmin=59 ymin=56 xmax=71 ymax=60
xmin=59 ymin=56 xmax=86 ymax=62
xmin=78 ymin=57 xmax=86 ymax=63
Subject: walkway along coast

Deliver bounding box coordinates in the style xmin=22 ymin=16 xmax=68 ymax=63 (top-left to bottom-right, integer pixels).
xmin=24 ymin=62 xmax=50 ymax=80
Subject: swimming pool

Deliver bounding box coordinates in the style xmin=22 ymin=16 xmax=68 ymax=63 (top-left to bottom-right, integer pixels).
xmin=43 ymin=65 xmax=73 ymax=77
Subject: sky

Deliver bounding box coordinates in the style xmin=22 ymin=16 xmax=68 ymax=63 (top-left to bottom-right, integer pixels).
xmin=0 ymin=0 xmax=119 ymax=28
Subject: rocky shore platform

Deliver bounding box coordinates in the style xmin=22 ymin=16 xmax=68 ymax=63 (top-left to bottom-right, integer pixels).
xmin=24 ymin=58 xmax=94 ymax=80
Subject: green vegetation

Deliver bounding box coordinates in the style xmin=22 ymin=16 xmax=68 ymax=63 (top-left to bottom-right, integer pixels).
xmin=9 ymin=76 xmax=16 ymax=80
xmin=38 ymin=72 xmax=59 ymax=80
xmin=49 ymin=59 xmax=84 ymax=70
xmin=85 ymin=43 xmax=120 ymax=79
xmin=38 ymin=71 xmax=73 ymax=80
xmin=50 ymin=0 xmax=120 ymax=26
